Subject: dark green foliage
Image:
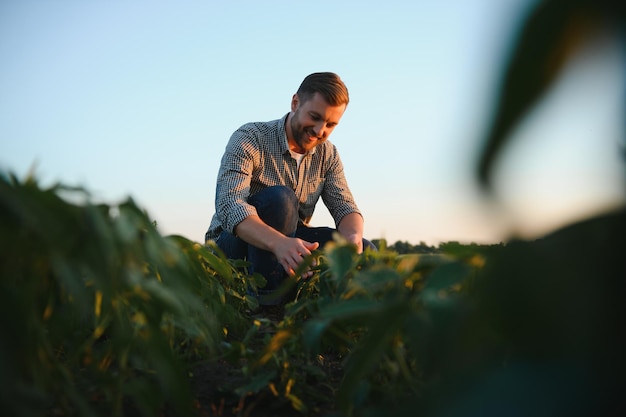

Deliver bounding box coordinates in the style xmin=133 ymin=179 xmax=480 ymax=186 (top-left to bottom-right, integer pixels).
xmin=0 ymin=173 xmax=256 ymax=417
xmin=2 ymin=172 xmax=623 ymax=416
xmin=419 ymin=209 xmax=626 ymax=417
xmin=0 ymin=174 xmax=486 ymax=416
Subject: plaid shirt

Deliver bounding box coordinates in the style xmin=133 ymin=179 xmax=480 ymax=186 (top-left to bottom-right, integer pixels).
xmin=206 ymin=113 xmax=361 ymax=241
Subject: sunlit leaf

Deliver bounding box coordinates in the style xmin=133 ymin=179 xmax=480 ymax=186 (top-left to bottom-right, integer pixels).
xmin=287 ymin=393 xmax=306 ymax=412
xmin=256 ymin=329 xmax=295 ymax=366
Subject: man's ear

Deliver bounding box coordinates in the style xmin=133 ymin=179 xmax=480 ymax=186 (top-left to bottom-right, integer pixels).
xmin=290 ymin=94 xmax=299 ymax=111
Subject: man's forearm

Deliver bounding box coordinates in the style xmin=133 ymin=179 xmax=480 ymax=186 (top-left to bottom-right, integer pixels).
xmin=337 ymin=212 xmax=364 ymax=252
xmin=233 ymin=215 xmax=286 ymax=252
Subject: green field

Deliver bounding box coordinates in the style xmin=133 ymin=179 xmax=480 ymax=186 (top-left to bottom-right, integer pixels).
xmin=1 ymin=173 xmax=623 ymax=416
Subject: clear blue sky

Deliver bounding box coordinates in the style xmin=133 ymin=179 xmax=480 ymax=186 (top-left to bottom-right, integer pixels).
xmin=1 ymin=0 xmax=624 ymax=245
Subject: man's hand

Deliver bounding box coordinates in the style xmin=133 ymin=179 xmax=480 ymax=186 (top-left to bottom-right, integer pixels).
xmin=273 ymin=237 xmax=319 ymax=277
xmin=233 ymin=215 xmax=319 ymax=278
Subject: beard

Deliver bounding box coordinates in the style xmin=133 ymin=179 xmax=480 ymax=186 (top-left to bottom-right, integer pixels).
xmin=290 ymin=112 xmax=320 ymax=153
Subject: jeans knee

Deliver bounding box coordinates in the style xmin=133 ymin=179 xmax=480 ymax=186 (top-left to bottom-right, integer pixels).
xmin=249 ymin=186 xmax=299 ymax=234
xmin=267 ymin=185 xmax=298 ymax=208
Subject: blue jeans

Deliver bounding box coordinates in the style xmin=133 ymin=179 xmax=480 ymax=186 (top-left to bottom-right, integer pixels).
xmin=215 ymin=186 xmax=376 ymax=304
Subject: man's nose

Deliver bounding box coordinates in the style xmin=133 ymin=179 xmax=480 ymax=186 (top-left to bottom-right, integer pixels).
xmin=313 ymin=122 xmax=326 ymax=138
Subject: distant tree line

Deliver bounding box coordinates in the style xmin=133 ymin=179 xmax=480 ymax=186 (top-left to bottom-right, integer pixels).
xmin=372 ymin=239 xmax=505 ymax=255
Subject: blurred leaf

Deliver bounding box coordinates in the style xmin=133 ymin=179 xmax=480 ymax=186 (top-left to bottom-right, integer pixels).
xmin=348 ymin=266 xmax=403 ymax=294
xmin=477 ymin=0 xmax=625 ymax=189
xmin=325 ymin=242 xmax=357 ymax=283
xmin=0 ymin=172 xmax=228 ymax=416
xmin=256 ymin=328 xmax=296 ymax=367
xmin=234 ymin=370 xmax=278 ymax=397
xmin=317 ymin=298 xmax=385 ymax=321
xmin=423 ymin=262 xmax=470 ymax=291
xmin=197 ymin=244 xmax=234 ymax=281
xmin=337 ymin=302 xmax=407 ymax=413
xmin=301 ymin=319 xmax=331 ymax=353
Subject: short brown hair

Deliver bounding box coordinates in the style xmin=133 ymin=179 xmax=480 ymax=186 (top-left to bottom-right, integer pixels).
xmin=296 ymin=72 xmax=349 ymax=107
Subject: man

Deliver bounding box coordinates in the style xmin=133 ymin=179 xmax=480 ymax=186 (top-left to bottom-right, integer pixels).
xmin=205 ymin=72 xmax=375 ymax=305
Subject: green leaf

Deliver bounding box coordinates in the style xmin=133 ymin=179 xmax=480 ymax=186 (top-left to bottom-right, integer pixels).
xmin=326 ymin=242 xmax=357 ymax=282
xmin=199 ymin=245 xmax=234 ymax=281
xmin=317 ymin=298 xmax=385 ymax=321
xmin=423 ymin=262 xmax=470 ymax=291
xmin=302 ymin=319 xmax=331 ymax=353
xmin=477 ymin=0 xmax=624 ymax=189
xmin=337 ymin=303 xmax=405 ymax=412
xmin=234 ymin=370 xmax=278 ymax=396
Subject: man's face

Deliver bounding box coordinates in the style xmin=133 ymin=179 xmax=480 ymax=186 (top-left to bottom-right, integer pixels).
xmin=288 ymin=92 xmax=346 ymax=154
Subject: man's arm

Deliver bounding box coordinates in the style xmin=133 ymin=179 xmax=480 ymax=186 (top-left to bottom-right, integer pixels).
xmin=317 ymin=144 xmax=364 ymax=253
xmin=337 ymin=212 xmax=364 ymax=253
xmin=234 ymin=215 xmax=319 ymax=276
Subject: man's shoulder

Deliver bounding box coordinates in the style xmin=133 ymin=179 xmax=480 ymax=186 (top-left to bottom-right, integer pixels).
xmin=229 ymin=116 xmax=287 ymax=152
xmin=236 ymin=116 xmax=284 ymax=135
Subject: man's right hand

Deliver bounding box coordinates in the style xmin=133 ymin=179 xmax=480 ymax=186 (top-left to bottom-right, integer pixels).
xmin=234 ymin=215 xmax=319 ymax=277
xmin=272 ymin=237 xmax=319 ymax=277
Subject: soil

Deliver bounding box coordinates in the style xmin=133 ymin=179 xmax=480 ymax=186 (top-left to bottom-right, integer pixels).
xmin=185 ymin=308 xmax=345 ymax=417
xmin=186 ymin=353 xmax=344 ymax=417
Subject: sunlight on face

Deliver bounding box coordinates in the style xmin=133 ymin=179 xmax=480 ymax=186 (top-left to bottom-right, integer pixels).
xmin=288 ymin=92 xmax=346 ymax=154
